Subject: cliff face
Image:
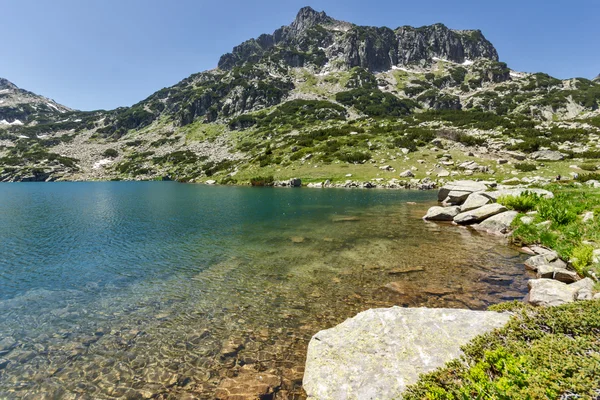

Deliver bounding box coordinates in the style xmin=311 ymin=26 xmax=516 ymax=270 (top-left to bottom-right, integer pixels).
xmin=218 ymin=7 xmax=498 ymax=71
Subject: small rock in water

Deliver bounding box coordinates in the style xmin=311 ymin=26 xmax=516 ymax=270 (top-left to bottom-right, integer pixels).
xmin=332 ymin=216 xmax=360 ymax=222
xmin=387 ymin=266 xmax=425 ymax=275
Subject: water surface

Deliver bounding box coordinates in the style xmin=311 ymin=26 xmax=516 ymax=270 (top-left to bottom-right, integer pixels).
xmin=0 ymin=183 xmax=531 ymax=399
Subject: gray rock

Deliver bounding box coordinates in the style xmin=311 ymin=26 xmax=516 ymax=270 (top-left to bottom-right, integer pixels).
xmin=527 ymin=279 xmax=575 ymax=307
xmin=569 ymin=277 xmax=595 ymax=294
xmin=454 ymin=203 xmax=507 ymax=225
xmin=536 ymin=264 xmax=556 ymax=279
xmin=289 ymin=178 xmax=302 ymax=187
xmin=553 ymin=269 xmax=580 ymax=284
xmin=582 ymin=212 xmax=594 ymax=223
xmin=520 ymin=216 xmax=534 ymax=225
xmin=530 ymin=150 xmax=565 ymax=161
xmin=303 ymin=307 xmax=510 ymax=400
xmin=437 ymin=180 xmax=488 ymax=202
xmin=399 ymin=170 xmax=414 ymax=178
xmin=444 ymin=190 xmax=474 ymax=205
xmin=524 ymin=253 xmax=566 ymax=272
xmin=460 ymin=193 xmax=491 ymax=212
xmin=476 ymin=211 xmax=518 ymax=234
xmin=504 ymin=151 xmax=527 ymax=161
xmin=423 ymin=206 xmax=461 ymax=221
xmin=576 ymin=290 xmax=593 ymax=301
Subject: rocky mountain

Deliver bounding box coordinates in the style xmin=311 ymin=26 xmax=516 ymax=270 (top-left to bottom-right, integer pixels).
xmin=1 ymin=7 xmax=600 ymax=183
xmin=594 ymin=74 xmax=600 ymax=82
xmin=0 ymin=78 xmax=71 ymax=126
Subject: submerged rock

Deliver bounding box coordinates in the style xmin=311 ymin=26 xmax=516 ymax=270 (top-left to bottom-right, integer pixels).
xmin=303 ymin=307 xmax=510 ymax=400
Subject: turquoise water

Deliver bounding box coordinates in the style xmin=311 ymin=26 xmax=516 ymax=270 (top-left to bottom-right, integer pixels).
xmin=0 ymin=182 xmax=531 ymax=399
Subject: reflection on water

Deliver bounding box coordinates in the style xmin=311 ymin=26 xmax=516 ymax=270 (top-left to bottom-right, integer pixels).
xmin=0 ymin=183 xmax=531 ymax=399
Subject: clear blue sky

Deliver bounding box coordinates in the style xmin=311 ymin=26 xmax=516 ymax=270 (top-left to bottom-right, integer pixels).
xmin=1 ymin=0 xmax=598 ymax=111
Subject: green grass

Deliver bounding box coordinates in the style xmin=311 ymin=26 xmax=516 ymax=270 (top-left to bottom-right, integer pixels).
xmin=404 ymin=300 xmax=600 ymax=400
xmin=509 ymin=185 xmax=600 ymax=277
xmin=184 ymin=122 xmax=225 ymax=142
xmin=497 ymin=192 xmax=541 ymax=212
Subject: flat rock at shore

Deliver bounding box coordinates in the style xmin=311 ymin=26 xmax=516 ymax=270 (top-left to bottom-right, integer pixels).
xmin=303 ymin=307 xmax=510 ymax=400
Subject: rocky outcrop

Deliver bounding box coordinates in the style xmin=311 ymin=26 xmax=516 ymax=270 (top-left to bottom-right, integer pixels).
xmin=303 ymin=307 xmax=510 ymax=399
xmin=218 ymin=7 xmax=498 ymax=72
xmin=530 ymin=150 xmax=565 ymax=161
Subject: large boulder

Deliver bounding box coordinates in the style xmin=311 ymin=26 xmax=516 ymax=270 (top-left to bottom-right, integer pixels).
xmin=530 ymin=150 xmax=565 ymax=161
xmin=454 ymin=203 xmax=507 ymax=225
xmin=289 ymin=178 xmax=302 ymax=187
xmin=527 ymin=279 xmax=574 ymax=306
xmin=460 ymin=192 xmax=491 ymax=212
xmin=475 ymin=211 xmax=518 ymax=234
xmin=437 ymin=180 xmax=488 ymax=202
xmin=423 ymin=206 xmax=461 ymax=221
xmin=303 ymin=307 xmax=510 ymax=400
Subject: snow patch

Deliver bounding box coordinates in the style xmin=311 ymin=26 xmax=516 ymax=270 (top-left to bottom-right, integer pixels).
xmin=93 ymin=159 xmax=113 ymax=169
xmin=18 ymin=135 xmax=29 ymax=139
xmin=510 ymin=71 xmax=525 ymax=78
xmin=391 ymin=65 xmax=414 ymax=73
xmin=0 ymin=119 xmax=23 ymax=126
xmin=462 ymin=59 xmax=474 ymax=66
xmin=0 ymin=89 xmax=10 ymax=94
xmin=46 ymin=102 xmax=59 ymax=111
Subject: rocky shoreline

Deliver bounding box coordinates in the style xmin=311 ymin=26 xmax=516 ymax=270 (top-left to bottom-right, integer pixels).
xmin=302 ymin=179 xmax=599 ymax=399
xmin=423 ymin=179 xmax=599 ymax=306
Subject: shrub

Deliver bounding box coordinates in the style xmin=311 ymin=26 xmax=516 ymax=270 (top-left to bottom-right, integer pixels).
xmin=497 ymin=192 xmax=541 ymax=212
xmin=102 ymin=149 xmax=119 ymax=158
xmin=404 ymin=301 xmax=600 ymax=400
xmin=250 ymin=176 xmax=274 ymax=186
xmin=514 ymin=162 xmax=537 ymax=172
xmin=575 ymin=172 xmax=600 ymax=182
xmin=579 ymin=163 xmax=598 ymax=171
xmin=571 ymin=244 xmax=594 ymax=275
xmin=337 ymin=150 xmax=371 ymax=163
xmin=537 ymin=201 xmax=577 ymax=226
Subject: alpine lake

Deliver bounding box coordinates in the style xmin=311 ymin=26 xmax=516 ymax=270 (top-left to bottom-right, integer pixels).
xmin=0 ymin=182 xmax=532 ymax=399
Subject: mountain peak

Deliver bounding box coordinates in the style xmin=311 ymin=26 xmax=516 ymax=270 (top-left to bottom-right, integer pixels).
xmin=0 ymin=78 xmax=17 ymax=91
xmin=292 ymin=6 xmax=331 ymax=30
